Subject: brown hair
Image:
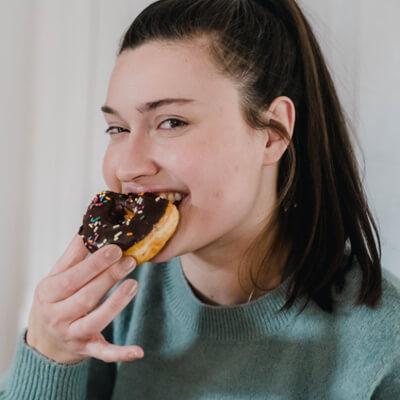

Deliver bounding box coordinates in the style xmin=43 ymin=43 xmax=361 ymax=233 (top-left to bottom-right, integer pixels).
xmin=117 ymin=0 xmax=382 ymax=314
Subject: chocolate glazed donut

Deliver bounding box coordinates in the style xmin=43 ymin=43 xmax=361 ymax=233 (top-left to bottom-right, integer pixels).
xmin=78 ymin=191 xmax=180 ymax=265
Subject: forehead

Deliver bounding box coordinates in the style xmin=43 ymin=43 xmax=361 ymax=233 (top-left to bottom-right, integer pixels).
xmin=106 ymin=40 xmax=236 ymax=109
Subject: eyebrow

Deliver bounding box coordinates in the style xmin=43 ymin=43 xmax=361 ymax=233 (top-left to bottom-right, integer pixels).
xmin=101 ymin=98 xmax=196 ymax=117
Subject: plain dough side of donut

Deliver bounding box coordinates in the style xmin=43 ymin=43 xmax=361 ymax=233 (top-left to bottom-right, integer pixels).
xmin=123 ymin=202 xmax=180 ymax=265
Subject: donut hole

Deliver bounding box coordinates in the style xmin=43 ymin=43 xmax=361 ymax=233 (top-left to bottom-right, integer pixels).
xmin=110 ymin=204 xmax=129 ymax=224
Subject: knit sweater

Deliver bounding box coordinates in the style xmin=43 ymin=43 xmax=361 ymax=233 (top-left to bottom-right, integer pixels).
xmin=1 ymin=256 xmax=399 ymax=399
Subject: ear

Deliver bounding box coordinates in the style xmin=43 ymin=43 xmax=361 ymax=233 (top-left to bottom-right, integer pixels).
xmin=263 ymin=96 xmax=296 ymax=165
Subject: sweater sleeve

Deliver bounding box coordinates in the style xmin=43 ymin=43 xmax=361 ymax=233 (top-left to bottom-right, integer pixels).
xmin=0 ymin=324 xmax=116 ymax=400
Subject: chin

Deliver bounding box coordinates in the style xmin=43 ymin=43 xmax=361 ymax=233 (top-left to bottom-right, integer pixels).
xmin=149 ymin=233 xmax=184 ymax=264
xmin=150 ymin=252 xmax=175 ymax=264
xmin=150 ymin=247 xmax=182 ymax=264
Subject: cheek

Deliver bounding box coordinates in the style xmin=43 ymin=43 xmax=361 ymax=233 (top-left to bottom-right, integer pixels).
xmin=194 ymin=139 xmax=260 ymax=214
xmin=190 ymin=154 xmax=248 ymax=211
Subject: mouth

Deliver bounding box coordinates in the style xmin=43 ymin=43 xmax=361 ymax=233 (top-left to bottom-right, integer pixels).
xmin=154 ymin=192 xmax=188 ymax=208
xmin=125 ymin=191 xmax=189 ymax=209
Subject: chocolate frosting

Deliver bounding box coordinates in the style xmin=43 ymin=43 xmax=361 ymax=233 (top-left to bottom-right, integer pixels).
xmin=78 ymin=191 xmax=169 ymax=253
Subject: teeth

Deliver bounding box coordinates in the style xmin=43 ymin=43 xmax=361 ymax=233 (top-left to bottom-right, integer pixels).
xmin=157 ymin=192 xmax=185 ymax=203
xmin=167 ymin=193 xmax=175 ymax=203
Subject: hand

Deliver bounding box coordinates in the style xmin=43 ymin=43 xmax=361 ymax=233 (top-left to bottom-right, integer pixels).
xmin=26 ymin=234 xmax=143 ymax=364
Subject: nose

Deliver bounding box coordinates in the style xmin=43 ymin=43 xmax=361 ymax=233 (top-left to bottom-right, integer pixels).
xmin=115 ymin=131 xmax=159 ymax=182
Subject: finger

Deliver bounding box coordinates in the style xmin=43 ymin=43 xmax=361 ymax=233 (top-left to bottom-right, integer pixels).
xmin=58 ymin=256 xmax=137 ymax=321
xmin=49 ymin=234 xmax=89 ymax=276
xmin=40 ymin=244 xmax=124 ymax=303
xmin=83 ymin=335 xmax=144 ymax=363
xmin=67 ymin=279 xmax=138 ymax=338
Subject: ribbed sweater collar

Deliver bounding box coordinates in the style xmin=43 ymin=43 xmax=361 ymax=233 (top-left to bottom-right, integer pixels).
xmin=163 ymin=256 xmax=304 ymax=341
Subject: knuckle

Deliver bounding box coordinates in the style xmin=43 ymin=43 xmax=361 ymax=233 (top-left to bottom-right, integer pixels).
xmin=109 ymin=264 xmax=124 ymax=282
xmin=98 ymin=354 xmax=112 ymax=363
xmin=75 ymin=293 xmax=97 ymax=313
xmin=99 ymin=348 xmax=118 ymax=363
xmin=59 ymin=275 xmax=75 ymax=293
xmin=35 ymin=278 xmax=52 ymax=304
xmin=91 ymin=252 xmax=109 ymax=272
xmin=108 ymin=296 xmax=123 ymax=314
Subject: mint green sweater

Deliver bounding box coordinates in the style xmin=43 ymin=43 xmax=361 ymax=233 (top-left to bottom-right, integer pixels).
xmin=1 ymin=256 xmax=399 ymax=399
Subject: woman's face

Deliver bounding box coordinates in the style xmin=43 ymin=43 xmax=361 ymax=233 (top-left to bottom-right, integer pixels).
xmin=102 ymin=40 xmax=278 ymax=263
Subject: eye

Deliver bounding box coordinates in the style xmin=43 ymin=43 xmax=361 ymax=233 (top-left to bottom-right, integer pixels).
xmin=105 ymin=126 xmax=129 ymax=136
xmin=158 ymin=118 xmax=188 ymax=130
xmin=104 ymin=119 xmax=188 ymax=137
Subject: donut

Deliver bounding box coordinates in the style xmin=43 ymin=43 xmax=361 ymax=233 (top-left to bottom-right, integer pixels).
xmin=78 ymin=190 xmax=181 ymax=265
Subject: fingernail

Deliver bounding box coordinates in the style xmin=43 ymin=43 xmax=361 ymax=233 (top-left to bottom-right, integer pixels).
xmin=125 ymin=280 xmax=137 ymax=296
xmin=130 ymin=348 xmax=144 ymax=358
xmin=121 ymin=257 xmax=136 ymax=272
xmin=105 ymin=245 xmax=122 ymax=260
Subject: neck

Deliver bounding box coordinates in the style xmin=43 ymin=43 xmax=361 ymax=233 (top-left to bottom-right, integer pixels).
xmin=180 ymin=231 xmax=289 ymax=306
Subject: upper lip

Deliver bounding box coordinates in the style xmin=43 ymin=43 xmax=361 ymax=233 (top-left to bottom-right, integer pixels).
xmin=122 ymin=184 xmax=189 ymax=196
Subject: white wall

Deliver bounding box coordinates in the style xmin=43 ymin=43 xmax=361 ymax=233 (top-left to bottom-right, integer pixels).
xmin=1 ymin=0 xmax=399 ymax=375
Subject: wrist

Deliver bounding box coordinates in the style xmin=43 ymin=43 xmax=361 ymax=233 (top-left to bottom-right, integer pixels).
xmin=26 ymin=329 xmax=85 ymax=364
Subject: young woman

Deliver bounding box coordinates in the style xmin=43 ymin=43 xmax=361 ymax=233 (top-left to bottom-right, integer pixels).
xmin=1 ymin=0 xmax=399 ymax=398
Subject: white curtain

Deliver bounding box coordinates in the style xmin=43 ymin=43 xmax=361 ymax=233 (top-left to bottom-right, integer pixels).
xmin=1 ymin=0 xmax=399 ymax=376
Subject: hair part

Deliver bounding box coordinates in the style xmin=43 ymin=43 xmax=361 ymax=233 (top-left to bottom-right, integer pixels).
xmin=118 ymin=0 xmax=382 ymax=314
